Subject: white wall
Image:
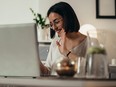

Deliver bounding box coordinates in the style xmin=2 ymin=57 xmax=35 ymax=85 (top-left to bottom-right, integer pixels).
xmin=0 ymin=0 xmax=115 ymax=29
xmin=0 ymin=0 xmax=39 ymax=25
xmin=38 ymin=0 xmax=116 ymax=30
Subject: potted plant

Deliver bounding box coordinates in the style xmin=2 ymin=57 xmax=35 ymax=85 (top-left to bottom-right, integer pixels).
xmin=30 ymin=8 xmax=50 ymax=41
xmin=30 ymin=8 xmax=49 ymax=29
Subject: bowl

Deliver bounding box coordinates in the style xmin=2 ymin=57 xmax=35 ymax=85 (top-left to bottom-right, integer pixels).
xmin=55 ymin=58 xmax=77 ymax=77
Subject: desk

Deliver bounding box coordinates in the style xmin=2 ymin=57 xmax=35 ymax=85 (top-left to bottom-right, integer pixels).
xmin=0 ymin=77 xmax=116 ymax=87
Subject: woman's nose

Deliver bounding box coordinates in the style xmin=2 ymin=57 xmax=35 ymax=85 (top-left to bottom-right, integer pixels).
xmin=52 ymin=24 xmax=57 ymax=30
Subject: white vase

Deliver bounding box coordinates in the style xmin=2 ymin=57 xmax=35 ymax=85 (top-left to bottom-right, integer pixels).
xmin=37 ymin=27 xmax=46 ymax=41
xmin=37 ymin=26 xmax=52 ymax=41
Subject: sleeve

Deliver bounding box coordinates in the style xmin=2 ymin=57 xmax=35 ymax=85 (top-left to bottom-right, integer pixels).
xmin=44 ymin=35 xmax=59 ymax=70
xmin=44 ymin=39 xmax=56 ymax=69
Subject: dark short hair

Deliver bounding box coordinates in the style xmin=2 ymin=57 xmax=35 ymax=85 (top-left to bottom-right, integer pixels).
xmin=47 ymin=2 xmax=80 ymax=33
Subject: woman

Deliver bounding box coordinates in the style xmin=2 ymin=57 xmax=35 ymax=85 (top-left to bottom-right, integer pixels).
xmin=40 ymin=2 xmax=88 ymax=75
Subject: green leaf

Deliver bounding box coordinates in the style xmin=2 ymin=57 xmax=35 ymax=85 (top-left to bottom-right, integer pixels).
xmin=30 ymin=8 xmax=49 ymax=29
xmin=87 ymin=46 xmax=106 ymax=54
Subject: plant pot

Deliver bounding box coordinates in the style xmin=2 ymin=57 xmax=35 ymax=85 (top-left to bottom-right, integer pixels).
xmin=37 ymin=26 xmax=51 ymax=41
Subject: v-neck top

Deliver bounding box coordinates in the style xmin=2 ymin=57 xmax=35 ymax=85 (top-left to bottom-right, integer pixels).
xmin=44 ymin=36 xmax=88 ymax=75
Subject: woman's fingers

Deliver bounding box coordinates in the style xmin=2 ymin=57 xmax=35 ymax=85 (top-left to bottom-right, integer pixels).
xmin=56 ymin=40 xmax=61 ymax=47
xmin=56 ymin=28 xmax=68 ymax=55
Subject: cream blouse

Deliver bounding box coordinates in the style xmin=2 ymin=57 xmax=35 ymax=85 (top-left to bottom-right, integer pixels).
xmin=44 ymin=36 xmax=88 ymax=75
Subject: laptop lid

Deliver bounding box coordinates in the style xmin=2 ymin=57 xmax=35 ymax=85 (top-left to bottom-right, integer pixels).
xmin=0 ymin=23 xmax=40 ymax=77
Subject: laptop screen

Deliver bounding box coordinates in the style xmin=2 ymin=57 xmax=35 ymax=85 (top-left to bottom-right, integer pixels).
xmin=0 ymin=23 xmax=40 ymax=77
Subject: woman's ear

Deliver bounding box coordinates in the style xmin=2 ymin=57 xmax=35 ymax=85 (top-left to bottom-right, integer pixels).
xmin=50 ymin=28 xmax=55 ymax=39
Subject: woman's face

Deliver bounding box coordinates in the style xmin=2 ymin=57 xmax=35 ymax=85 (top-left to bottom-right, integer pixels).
xmin=48 ymin=12 xmax=64 ymax=37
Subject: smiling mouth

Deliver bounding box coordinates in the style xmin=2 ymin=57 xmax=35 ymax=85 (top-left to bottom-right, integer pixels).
xmin=56 ymin=29 xmax=62 ymax=33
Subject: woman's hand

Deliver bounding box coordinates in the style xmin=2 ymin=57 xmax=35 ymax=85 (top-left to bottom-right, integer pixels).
xmin=56 ymin=28 xmax=69 ymax=56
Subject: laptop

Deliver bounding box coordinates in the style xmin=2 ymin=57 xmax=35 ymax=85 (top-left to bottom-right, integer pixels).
xmin=0 ymin=23 xmax=40 ymax=78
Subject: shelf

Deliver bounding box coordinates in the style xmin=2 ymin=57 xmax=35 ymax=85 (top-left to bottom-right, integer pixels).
xmin=109 ymin=64 xmax=116 ymax=66
xmin=38 ymin=40 xmax=52 ymax=45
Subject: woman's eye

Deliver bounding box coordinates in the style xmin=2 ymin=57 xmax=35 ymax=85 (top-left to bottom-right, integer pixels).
xmin=54 ymin=21 xmax=59 ymax=24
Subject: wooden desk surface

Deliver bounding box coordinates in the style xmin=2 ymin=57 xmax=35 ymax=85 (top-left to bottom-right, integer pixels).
xmin=0 ymin=76 xmax=116 ymax=87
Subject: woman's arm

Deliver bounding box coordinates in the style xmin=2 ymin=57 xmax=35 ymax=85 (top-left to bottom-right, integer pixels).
xmin=39 ymin=38 xmax=56 ymax=76
xmin=39 ymin=61 xmax=51 ymax=76
xmin=56 ymin=29 xmax=78 ymax=60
